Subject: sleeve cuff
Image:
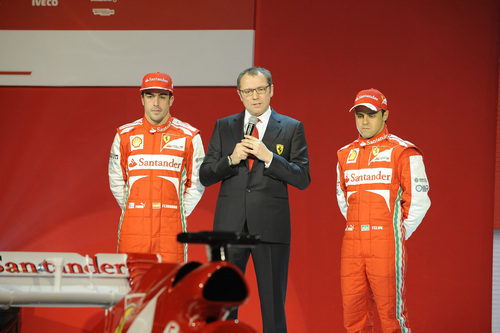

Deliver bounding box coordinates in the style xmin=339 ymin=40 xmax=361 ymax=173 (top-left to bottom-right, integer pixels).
xmin=264 ymin=153 xmax=273 ymax=168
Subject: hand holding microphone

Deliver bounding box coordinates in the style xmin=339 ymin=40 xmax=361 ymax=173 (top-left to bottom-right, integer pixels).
xmin=230 ymin=116 xmax=271 ymax=165
xmin=245 ymin=116 xmax=259 ymax=136
xmin=241 ymin=116 xmax=272 ymax=164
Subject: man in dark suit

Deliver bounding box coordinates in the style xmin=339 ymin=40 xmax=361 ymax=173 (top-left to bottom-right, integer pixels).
xmin=200 ymin=67 xmax=310 ymax=333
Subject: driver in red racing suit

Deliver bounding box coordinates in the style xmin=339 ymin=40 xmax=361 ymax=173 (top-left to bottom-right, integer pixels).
xmin=108 ymin=72 xmax=205 ymax=263
xmin=336 ymin=89 xmax=430 ymax=333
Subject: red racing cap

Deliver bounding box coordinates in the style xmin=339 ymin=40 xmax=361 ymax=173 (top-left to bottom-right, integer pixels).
xmin=140 ymin=72 xmax=174 ymax=94
xmin=349 ymin=88 xmax=388 ymax=112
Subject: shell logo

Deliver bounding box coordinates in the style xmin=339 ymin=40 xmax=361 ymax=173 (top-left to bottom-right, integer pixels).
xmin=132 ymin=137 xmax=143 ymax=148
xmin=348 ymin=150 xmax=357 ymax=161
xmin=346 ymin=148 xmax=359 ymax=164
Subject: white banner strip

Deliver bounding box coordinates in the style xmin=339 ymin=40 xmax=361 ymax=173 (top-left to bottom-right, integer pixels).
xmin=0 ymin=30 xmax=254 ymax=86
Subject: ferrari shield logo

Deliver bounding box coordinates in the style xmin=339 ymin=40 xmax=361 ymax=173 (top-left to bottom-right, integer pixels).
xmin=372 ymin=147 xmax=380 ymax=156
xmin=276 ymin=144 xmax=284 ymax=155
xmin=161 ymin=134 xmax=171 ymax=152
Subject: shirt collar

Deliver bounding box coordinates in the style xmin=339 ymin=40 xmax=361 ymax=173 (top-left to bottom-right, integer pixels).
xmin=244 ymin=107 xmax=271 ymax=127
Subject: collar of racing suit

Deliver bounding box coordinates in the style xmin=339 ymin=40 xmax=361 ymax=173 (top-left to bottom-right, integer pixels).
xmin=142 ymin=116 xmax=173 ymax=134
xmin=357 ymin=125 xmax=390 ymax=147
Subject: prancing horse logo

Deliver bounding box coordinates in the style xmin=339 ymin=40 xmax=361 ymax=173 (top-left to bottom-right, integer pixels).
xmin=276 ymin=144 xmax=284 ymax=155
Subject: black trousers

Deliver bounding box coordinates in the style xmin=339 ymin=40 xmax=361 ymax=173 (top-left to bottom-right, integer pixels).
xmin=228 ymin=225 xmax=290 ymax=333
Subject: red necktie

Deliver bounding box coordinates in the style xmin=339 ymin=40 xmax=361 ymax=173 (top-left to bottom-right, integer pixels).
xmin=248 ymin=120 xmax=260 ymax=170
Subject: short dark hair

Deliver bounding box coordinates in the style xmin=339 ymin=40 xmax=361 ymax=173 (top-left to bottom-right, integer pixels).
xmin=237 ymin=67 xmax=272 ymax=89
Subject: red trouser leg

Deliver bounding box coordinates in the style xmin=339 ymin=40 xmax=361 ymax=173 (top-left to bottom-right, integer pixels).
xmin=365 ymin=252 xmax=410 ymax=333
xmin=341 ymin=256 xmax=374 ymax=333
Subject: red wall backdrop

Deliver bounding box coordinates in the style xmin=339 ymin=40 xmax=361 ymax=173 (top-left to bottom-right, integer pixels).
xmin=0 ymin=0 xmax=498 ymax=332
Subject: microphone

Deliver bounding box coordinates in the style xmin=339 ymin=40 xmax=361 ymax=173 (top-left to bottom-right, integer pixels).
xmin=245 ymin=116 xmax=258 ymax=136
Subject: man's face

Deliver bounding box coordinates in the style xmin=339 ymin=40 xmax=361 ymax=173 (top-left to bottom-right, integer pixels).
xmin=141 ymin=89 xmax=174 ymax=126
xmin=238 ymin=73 xmax=273 ymax=117
xmin=354 ymin=105 xmax=389 ymax=139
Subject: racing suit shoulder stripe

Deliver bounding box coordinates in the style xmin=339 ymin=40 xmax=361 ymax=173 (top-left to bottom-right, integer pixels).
xmin=118 ymin=119 xmax=143 ymax=135
xmin=338 ymin=140 xmax=359 ymax=153
xmin=338 ymin=142 xmax=353 ymax=152
xmin=170 ymin=123 xmax=194 ymax=136
xmin=118 ymin=118 xmax=143 ymax=131
xmin=388 ymin=134 xmax=417 ymax=149
xmin=172 ymin=118 xmax=198 ymax=132
xmin=170 ymin=117 xmax=201 ymax=137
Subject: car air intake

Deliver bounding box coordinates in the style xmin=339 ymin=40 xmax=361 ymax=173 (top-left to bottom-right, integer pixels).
xmin=203 ymin=267 xmax=247 ymax=302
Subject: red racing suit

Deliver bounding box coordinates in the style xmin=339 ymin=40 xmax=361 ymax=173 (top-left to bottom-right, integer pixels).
xmin=108 ymin=116 xmax=205 ymax=263
xmin=336 ymin=126 xmax=430 ymax=333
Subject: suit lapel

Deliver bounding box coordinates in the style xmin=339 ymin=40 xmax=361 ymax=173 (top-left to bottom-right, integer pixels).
xmin=262 ymin=109 xmax=282 ymax=153
xmin=230 ymin=111 xmax=250 ymax=169
xmin=231 ymin=111 xmax=245 ymax=143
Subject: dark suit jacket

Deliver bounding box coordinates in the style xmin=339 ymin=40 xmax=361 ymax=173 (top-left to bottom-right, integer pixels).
xmin=200 ymin=109 xmax=310 ymax=244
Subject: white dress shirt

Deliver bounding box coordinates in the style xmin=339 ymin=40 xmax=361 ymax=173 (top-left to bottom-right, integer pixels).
xmin=244 ymin=107 xmax=273 ymax=167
